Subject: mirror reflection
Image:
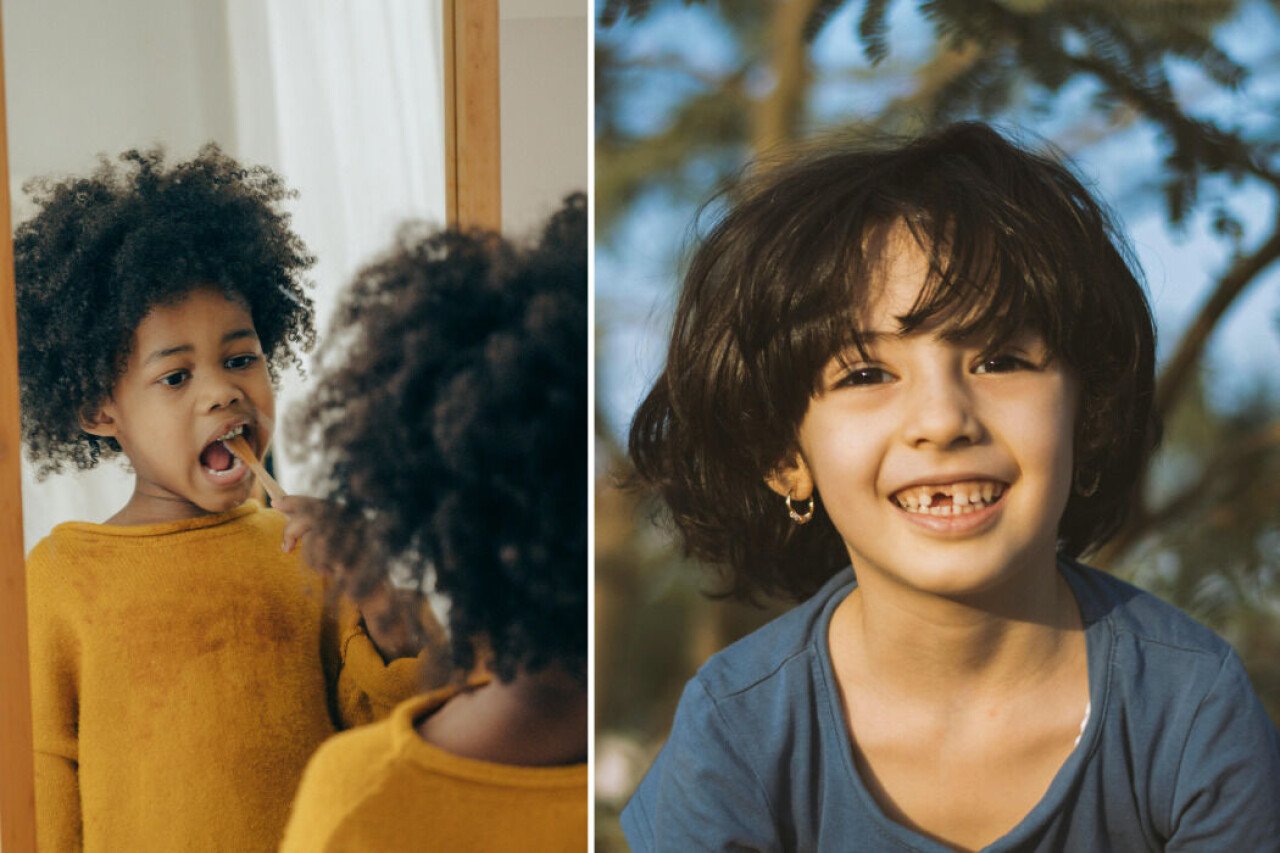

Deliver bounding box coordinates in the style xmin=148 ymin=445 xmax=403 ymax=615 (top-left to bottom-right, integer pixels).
xmin=6 ymin=0 xmax=588 ymax=846
xmin=6 ymin=0 xmax=449 ymax=543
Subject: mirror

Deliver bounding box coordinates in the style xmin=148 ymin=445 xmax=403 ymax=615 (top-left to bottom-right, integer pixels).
xmin=4 ymin=0 xmax=454 ymax=543
xmin=0 ymin=0 xmax=596 ymax=844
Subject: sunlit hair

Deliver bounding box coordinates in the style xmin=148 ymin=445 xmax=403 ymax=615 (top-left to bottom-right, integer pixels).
xmin=16 ymin=145 xmax=316 ymax=475
xmin=629 ymin=122 xmax=1159 ymax=602
xmin=291 ymin=195 xmax=587 ymax=683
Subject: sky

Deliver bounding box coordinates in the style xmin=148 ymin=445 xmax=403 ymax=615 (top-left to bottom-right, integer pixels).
xmin=595 ymin=0 xmax=1280 ymax=441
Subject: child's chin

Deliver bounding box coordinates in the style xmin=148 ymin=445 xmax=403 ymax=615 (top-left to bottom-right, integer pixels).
xmin=194 ymin=486 xmax=253 ymax=513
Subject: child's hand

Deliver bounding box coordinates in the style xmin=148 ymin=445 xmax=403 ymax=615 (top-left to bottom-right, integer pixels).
xmin=353 ymin=583 xmax=426 ymax=662
xmin=273 ymin=495 xmax=323 ymax=554
xmin=273 ymin=494 xmax=423 ymax=661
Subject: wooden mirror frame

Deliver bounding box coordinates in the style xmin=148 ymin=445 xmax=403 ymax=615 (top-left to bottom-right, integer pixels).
xmin=0 ymin=2 xmax=500 ymax=846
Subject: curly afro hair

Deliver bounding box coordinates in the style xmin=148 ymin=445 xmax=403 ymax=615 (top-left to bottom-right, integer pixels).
xmin=16 ymin=144 xmax=316 ymax=476
xmin=291 ymin=194 xmax=587 ymax=683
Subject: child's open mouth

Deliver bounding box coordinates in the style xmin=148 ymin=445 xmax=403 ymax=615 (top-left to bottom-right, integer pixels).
xmin=199 ymin=424 xmax=253 ymax=482
xmin=890 ymin=479 xmax=1007 ymax=516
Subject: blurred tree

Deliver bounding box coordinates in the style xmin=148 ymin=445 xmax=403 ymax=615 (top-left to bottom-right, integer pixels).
xmin=595 ymin=0 xmax=1280 ymax=845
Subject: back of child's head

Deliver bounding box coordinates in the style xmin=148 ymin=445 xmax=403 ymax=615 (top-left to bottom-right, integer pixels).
xmin=630 ymin=121 xmax=1159 ymax=602
xmin=16 ymin=145 xmax=316 ymax=475
xmin=292 ymin=194 xmax=587 ymax=683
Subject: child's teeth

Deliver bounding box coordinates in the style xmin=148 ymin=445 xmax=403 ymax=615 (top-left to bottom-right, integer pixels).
xmin=893 ymin=480 xmax=1005 ymax=514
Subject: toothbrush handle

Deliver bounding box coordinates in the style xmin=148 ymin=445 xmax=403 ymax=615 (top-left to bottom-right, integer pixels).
xmin=245 ymin=456 xmax=287 ymax=504
xmin=226 ymin=436 xmax=288 ymax=503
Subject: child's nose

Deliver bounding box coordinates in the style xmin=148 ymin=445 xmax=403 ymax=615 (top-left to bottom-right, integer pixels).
xmin=202 ymin=376 xmax=242 ymax=411
xmin=901 ymin=373 xmax=983 ymax=449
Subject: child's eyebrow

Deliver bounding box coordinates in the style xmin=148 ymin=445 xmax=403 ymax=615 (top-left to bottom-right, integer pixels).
xmin=841 ymin=330 xmax=901 ymax=351
xmin=828 ymin=331 xmax=891 ymax=370
xmin=142 ymin=329 xmax=258 ymax=365
xmin=222 ymin=328 xmax=258 ymax=345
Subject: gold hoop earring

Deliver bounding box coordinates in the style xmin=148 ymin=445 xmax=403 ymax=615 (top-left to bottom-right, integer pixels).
xmin=786 ymin=491 xmax=815 ymax=525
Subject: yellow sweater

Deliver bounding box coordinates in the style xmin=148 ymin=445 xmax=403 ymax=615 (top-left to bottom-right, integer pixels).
xmin=280 ymin=685 xmax=588 ymax=852
xmin=26 ymin=501 xmax=422 ymax=852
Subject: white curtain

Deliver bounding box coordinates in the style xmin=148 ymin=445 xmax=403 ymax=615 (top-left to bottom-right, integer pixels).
xmin=227 ymin=0 xmax=449 ymax=488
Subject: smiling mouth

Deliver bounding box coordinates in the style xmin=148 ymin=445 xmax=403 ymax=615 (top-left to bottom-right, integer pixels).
xmin=890 ymin=480 xmax=1007 ymax=516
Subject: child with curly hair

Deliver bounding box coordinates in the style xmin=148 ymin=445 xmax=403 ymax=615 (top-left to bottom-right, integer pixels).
xmin=277 ymin=195 xmax=588 ymax=851
xmin=17 ymin=146 xmax=427 ymax=851
xmin=621 ymin=124 xmax=1280 ymax=851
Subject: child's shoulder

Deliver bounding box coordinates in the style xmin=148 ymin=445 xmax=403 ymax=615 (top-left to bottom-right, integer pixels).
xmin=27 ymin=502 xmax=291 ymax=577
xmin=693 ymin=568 xmax=855 ymax=700
xmin=47 ymin=500 xmax=279 ymax=537
xmin=1065 ymin=558 xmax=1234 ymax=661
xmin=241 ymin=503 xmax=288 ymax=537
xmin=301 ymin=711 xmax=398 ymax=796
xmin=281 ymin=699 xmax=414 ymax=850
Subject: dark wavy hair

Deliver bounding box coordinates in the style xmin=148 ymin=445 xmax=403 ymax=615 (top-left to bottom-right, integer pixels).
xmin=291 ymin=195 xmax=587 ymax=683
xmin=16 ymin=145 xmax=316 ymax=475
xmin=629 ymin=122 xmax=1160 ymax=602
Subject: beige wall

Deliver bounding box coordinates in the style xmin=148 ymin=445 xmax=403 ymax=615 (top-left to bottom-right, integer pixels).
xmin=3 ymin=0 xmax=236 ymax=206
xmin=500 ymin=0 xmax=588 ymax=237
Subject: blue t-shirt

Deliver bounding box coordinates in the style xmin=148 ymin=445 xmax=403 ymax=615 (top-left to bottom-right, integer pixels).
xmin=622 ymin=560 xmax=1280 ymax=851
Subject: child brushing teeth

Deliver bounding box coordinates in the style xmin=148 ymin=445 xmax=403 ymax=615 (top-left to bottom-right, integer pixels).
xmin=16 ymin=147 xmax=430 ymax=851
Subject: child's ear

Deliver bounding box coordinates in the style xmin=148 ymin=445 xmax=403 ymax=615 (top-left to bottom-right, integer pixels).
xmin=764 ymin=452 xmax=814 ymax=501
xmin=79 ymin=403 xmax=118 ymax=438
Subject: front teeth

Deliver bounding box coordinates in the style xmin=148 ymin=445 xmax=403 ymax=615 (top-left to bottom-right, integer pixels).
xmin=217 ymin=425 xmax=245 ymax=442
xmin=892 ymin=480 xmax=1005 ymax=515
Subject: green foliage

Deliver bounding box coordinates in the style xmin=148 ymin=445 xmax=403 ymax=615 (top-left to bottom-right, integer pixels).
xmin=596 ymin=82 xmax=751 ymax=231
xmin=1118 ymin=375 xmax=1280 ymax=716
xmin=854 ymin=0 xmax=893 ymax=62
xmin=604 ymin=0 xmax=1270 ymax=226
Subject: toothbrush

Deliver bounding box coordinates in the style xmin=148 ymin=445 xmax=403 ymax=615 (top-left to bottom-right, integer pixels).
xmin=224 ymin=434 xmax=287 ymax=503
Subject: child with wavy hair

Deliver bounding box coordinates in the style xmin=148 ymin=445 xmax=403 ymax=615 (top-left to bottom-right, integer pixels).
xmin=622 ymin=123 xmax=1280 ymax=851
xmin=278 ymin=196 xmax=587 ymax=851
xmin=17 ymin=147 xmax=425 ymax=851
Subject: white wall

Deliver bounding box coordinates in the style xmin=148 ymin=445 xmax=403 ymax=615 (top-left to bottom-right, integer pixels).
xmin=500 ymin=0 xmax=588 ymax=237
xmin=4 ymin=0 xmax=237 ymax=214
xmin=4 ymin=0 xmax=242 ymax=546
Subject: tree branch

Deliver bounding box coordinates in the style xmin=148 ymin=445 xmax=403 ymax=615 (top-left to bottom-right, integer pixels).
xmin=752 ymin=0 xmax=820 ymax=154
xmin=1064 ymin=49 xmax=1280 ymax=193
xmin=1155 ymin=224 xmax=1280 ymax=420
xmin=608 ymin=53 xmax=736 ymax=91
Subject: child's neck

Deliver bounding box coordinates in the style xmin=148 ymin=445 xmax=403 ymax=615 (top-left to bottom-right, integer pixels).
xmin=416 ymin=665 xmax=587 ymax=767
xmin=833 ymin=554 xmax=1083 ymax=701
xmin=106 ymin=487 xmax=226 ymax=526
xmin=829 ymin=555 xmax=1090 ymax=851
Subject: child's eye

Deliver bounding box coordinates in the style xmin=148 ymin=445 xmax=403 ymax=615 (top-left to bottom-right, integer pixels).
xmin=835 ymin=366 xmax=895 ymax=387
xmin=974 ymin=354 xmax=1032 ymax=374
xmin=158 ymin=370 xmax=189 ymax=388
xmin=225 ymin=354 xmax=259 ymax=370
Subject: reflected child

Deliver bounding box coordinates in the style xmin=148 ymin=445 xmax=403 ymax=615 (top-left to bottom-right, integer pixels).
xmin=17 ymin=147 xmax=426 ymax=851
xmin=279 ymin=196 xmax=588 ymax=851
xmin=623 ymin=123 xmax=1280 ymax=851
